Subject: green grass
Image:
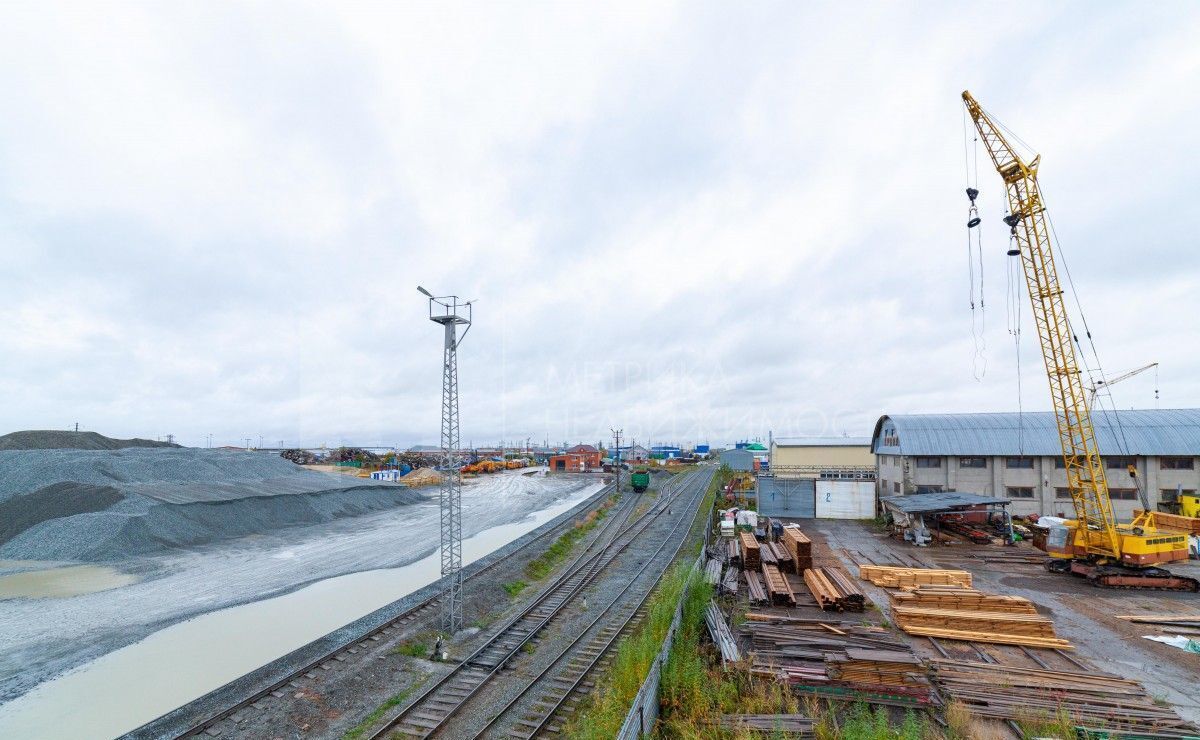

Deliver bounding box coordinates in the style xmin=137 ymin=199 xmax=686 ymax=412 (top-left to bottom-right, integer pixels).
xmin=341 ymin=674 xmax=428 ymax=740
xmin=564 ymin=565 xmax=697 ymax=740
xmin=503 ymin=580 xmax=528 ymax=597
xmin=525 ymin=497 xmax=614 ymax=581
xmin=390 ymin=639 xmax=430 ymax=658
xmin=1013 ymin=705 xmax=1077 ymax=739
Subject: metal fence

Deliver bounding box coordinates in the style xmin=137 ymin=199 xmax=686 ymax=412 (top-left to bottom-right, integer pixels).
xmin=616 ymin=551 xmax=704 ymax=739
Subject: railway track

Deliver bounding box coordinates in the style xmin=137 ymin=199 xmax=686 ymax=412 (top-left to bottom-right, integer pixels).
xmin=472 ymin=468 xmax=713 ymax=739
xmin=166 ymin=480 xmax=621 ymax=740
xmin=365 ymin=468 xmax=712 ymax=739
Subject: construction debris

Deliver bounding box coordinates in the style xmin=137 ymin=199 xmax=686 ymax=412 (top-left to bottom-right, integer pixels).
xmin=400 ymin=467 xmax=444 ymax=487
xmin=857 ymin=565 xmax=972 ymax=589
xmin=705 ymin=556 xmax=723 ymax=586
xmin=930 ymin=659 xmax=1200 ymax=738
xmin=803 ymin=567 xmax=865 ymax=612
xmin=704 ymin=600 xmax=741 ymax=664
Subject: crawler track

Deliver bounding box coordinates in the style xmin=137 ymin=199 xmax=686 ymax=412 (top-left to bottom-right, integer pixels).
xmin=168 ymin=481 xmax=619 ymax=740
xmin=366 ymin=469 xmax=712 ymax=739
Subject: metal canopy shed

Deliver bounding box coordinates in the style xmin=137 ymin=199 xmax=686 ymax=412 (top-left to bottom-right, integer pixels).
xmin=880 ymin=491 xmax=1009 ymax=514
xmin=880 ymin=492 xmax=1012 ymax=547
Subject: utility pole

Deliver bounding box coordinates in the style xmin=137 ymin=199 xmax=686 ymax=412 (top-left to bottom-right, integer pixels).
xmin=207 ymin=433 xmax=213 ymax=449
xmin=245 ymin=438 xmax=251 ymax=450
xmin=611 ymin=428 xmax=622 ymax=494
xmin=419 ymin=285 xmax=474 ymax=634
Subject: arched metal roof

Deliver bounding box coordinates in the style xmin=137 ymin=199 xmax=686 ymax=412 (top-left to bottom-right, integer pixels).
xmin=871 ymin=409 xmax=1200 ymax=457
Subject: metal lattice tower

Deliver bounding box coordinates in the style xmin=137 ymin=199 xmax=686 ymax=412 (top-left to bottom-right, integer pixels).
xmin=419 ymin=286 xmax=473 ymax=634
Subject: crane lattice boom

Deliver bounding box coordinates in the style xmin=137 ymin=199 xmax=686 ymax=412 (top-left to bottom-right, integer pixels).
xmin=962 ymin=91 xmax=1121 ymax=558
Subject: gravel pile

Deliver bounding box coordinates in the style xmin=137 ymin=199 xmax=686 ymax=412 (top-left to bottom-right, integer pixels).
xmin=0 ymin=430 xmax=179 ymax=451
xmin=0 ymin=448 xmax=426 ymax=561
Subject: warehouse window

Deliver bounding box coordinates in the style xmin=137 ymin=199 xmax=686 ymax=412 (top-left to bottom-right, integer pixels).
xmin=1006 ymin=486 xmax=1035 ymax=498
xmin=915 ymin=456 xmax=942 ymax=468
xmin=1161 ymin=489 xmax=1196 ymax=502
xmin=1161 ymin=457 xmax=1195 ymax=470
xmin=959 ymin=457 xmax=987 ymax=469
xmin=1005 ymin=457 xmax=1034 ymax=469
xmin=916 ymin=485 xmax=944 ymax=493
xmin=1109 ymin=488 xmax=1137 ymax=500
xmin=893 ymin=482 xmax=900 ymax=493
xmin=1054 ymin=457 xmax=1067 ymax=469
xmin=1055 ymin=487 xmax=1073 ymax=499
xmin=1105 ymin=456 xmax=1136 ymax=470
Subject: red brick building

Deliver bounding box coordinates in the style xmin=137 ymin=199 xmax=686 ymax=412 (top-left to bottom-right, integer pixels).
xmin=550 ymin=444 xmax=602 ymax=472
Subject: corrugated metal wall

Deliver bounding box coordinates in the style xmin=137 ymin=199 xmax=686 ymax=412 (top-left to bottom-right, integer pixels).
xmin=757 ymin=477 xmax=815 ymax=518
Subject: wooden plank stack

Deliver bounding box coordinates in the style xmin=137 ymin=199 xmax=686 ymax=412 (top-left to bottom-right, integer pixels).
xmin=930 ymin=659 xmax=1200 ymax=738
xmin=739 ymin=530 xmax=761 ymax=571
xmin=858 ymin=565 xmax=972 ymax=589
xmin=717 ymin=715 xmax=814 ymax=736
xmin=762 ymin=564 xmax=796 ymax=606
xmin=803 ymin=567 xmax=866 ymax=612
xmin=825 ymin=647 xmax=925 ymax=688
xmin=890 ymin=605 xmax=1071 ymax=648
xmin=781 ymin=526 xmax=812 ymax=573
xmin=891 ymin=586 xmax=1036 ymax=614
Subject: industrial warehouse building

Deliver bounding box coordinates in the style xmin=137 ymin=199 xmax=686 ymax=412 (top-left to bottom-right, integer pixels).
xmin=758 ymin=437 xmax=876 ymax=519
xmin=872 ymin=410 xmax=1200 ymax=519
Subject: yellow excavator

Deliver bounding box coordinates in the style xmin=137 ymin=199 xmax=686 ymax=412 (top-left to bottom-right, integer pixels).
xmin=962 ymin=91 xmax=1197 ymax=591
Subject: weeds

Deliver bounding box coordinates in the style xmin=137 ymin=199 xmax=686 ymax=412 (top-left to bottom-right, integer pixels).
xmin=390 ymin=640 xmax=430 ymax=658
xmin=1014 ymin=705 xmax=1077 ymax=739
xmin=503 ymin=580 xmax=528 ymax=597
xmin=341 ymin=674 xmax=428 ymax=740
xmin=526 ymin=498 xmax=614 ymax=581
xmin=564 ymin=565 xmax=697 ymax=739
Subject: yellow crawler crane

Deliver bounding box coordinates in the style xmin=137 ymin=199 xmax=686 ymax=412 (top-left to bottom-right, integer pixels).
xmin=962 ymin=91 xmax=1196 ymax=591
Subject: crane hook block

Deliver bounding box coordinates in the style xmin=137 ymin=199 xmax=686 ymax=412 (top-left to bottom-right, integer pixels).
xmin=966 ymin=187 xmax=979 ymax=202
xmin=1007 ymin=248 xmax=1020 ymax=256
xmin=967 ymin=216 xmax=981 ymax=228
xmin=1003 ymin=214 xmax=1022 ymax=227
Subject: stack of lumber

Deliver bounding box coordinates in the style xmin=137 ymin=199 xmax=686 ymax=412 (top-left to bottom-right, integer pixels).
xmin=803 ymin=567 xmax=866 ymax=612
xmin=1137 ymin=509 xmax=1200 ymax=535
xmin=705 ymin=600 xmax=741 ymax=663
xmin=858 ymin=565 xmax=972 ymax=589
xmin=725 ymin=538 xmax=740 ymax=563
xmin=746 ymin=571 xmax=768 ymax=604
xmin=890 ymin=586 xmax=1036 ymax=614
xmin=769 ymin=541 xmax=793 ymax=570
xmin=762 ymin=564 xmax=796 ymax=606
xmin=739 ymin=531 xmax=761 ymax=571
xmin=825 ymin=648 xmax=925 ymax=688
xmin=742 ymin=619 xmax=931 ymax=701
xmin=717 ymin=714 xmax=814 ymax=736
xmin=930 ymin=659 xmax=1200 ymax=738
xmin=781 ymin=526 xmax=812 ymax=573
xmin=891 ymin=605 xmax=1071 ymax=648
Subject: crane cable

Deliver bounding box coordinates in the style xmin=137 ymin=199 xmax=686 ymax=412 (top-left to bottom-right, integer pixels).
xmin=962 ymin=108 xmax=987 ymax=381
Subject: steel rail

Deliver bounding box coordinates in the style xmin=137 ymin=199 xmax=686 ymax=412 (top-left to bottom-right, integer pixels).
xmin=171 ymin=481 xmax=620 ymax=739
xmin=472 ymin=468 xmax=713 ymax=739
xmin=366 ymin=470 xmax=705 ymax=739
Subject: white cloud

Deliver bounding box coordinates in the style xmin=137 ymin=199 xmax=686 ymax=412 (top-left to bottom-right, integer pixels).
xmin=0 ymin=1 xmax=1197 ymax=448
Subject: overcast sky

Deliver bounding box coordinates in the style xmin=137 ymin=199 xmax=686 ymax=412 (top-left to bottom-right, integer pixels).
xmin=1 ymin=2 xmax=1197 ymax=449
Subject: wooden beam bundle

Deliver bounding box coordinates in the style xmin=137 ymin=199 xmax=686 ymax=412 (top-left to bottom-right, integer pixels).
xmin=762 ymin=563 xmax=796 ymax=606
xmin=803 ymin=567 xmax=866 ymax=612
xmin=781 ymin=526 xmax=812 ymax=574
xmin=739 ymin=530 xmax=761 ymax=571
xmin=890 ymin=587 xmax=1037 ymax=615
xmin=857 ymin=565 xmax=972 ymax=589
xmin=746 ymin=571 xmax=768 ymax=605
